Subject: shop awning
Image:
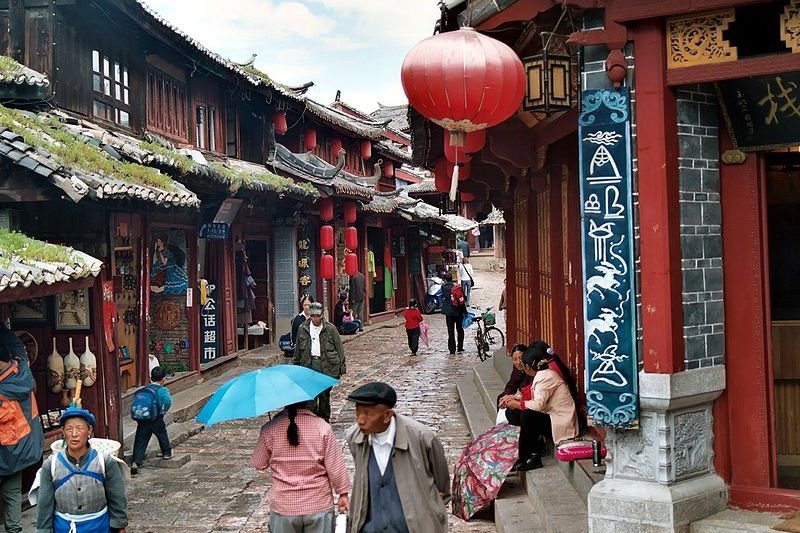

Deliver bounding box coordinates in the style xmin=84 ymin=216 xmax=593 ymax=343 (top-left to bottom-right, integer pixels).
xmin=0 ymin=230 xmax=102 ymax=303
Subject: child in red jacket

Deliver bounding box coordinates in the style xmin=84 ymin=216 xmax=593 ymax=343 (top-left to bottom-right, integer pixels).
xmin=403 ymin=298 xmax=424 ymax=356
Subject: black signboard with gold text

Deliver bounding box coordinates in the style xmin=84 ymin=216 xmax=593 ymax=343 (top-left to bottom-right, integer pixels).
xmin=717 ymin=72 xmax=800 ymax=151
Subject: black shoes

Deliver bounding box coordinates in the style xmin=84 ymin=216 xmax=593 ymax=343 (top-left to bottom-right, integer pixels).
xmin=512 ymin=454 xmax=543 ymax=472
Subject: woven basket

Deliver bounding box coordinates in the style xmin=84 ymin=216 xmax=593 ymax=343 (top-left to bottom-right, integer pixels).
xmin=50 ymin=437 xmax=122 ymax=458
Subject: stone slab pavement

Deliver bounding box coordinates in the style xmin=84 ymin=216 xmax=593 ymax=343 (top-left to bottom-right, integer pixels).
xmin=21 ymin=269 xmax=507 ymax=533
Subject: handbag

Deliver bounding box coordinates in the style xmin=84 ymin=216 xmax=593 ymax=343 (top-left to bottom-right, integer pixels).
xmin=465 ymin=267 xmax=475 ymax=288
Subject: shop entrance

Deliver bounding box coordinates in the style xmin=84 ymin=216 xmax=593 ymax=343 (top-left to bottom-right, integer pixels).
xmin=767 ymin=152 xmax=800 ymax=489
xmin=367 ymin=227 xmax=386 ymax=314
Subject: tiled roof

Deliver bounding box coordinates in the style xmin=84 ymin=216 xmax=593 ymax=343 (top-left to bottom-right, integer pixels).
xmin=370 ymin=104 xmax=410 ymax=133
xmin=0 ymin=56 xmax=49 ymax=87
xmin=375 ymin=140 xmax=412 ymax=165
xmin=482 ymin=207 xmax=506 ymax=225
xmin=361 ymin=191 xmax=477 ymax=232
xmin=305 ymin=100 xmax=387 ymax=140
xmin=132 ymin=1 xmax=303 ymax=102
xmin=406 ymin=179 xmax=437 ymax=194
xmin=0 ymin=232 xmax=102 ymax=293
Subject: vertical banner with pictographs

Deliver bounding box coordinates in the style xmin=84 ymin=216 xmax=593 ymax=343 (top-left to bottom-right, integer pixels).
xmin=578 ymin=88 xmax=639 ymax=428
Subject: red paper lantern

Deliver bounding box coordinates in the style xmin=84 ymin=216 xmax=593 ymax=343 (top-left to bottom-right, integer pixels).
xmin=345 ymin=253 xmax=358 ymax=276
xmin=320 ymin=254 xmax=334 ymax=280
xmin=343 ymin=201 xmax=357 ymax=224
xmin=383 ymin=160 xmax=394 ymax=177
xmin=434 ymin=170 xmax=450 ymax=193
xmin=464 ymin=130 xmax=486 ymax=153
xmin=330 ymin=137 xmax=343 ymax=158
xmin=320 ymin=225 xmax=334 ymax=251
xmin=319 ymin=197 xmax=334 ymax=222
xmin=273 ymin=111 xmax=288 ymax=136
xmin=345 ymin=226 xmax=358 ymax=251
xmin=360 ymin=140 xmax=372 ymax=160
xmin=444 ymin=141 xmax=472 ymax=165
xmin=447 ymin=162 xmax=471 ymax=181
xmin=460 ymin=191 xmax=475 ymax=202
xmin=304 ymin=128 xmax=317 ymax=151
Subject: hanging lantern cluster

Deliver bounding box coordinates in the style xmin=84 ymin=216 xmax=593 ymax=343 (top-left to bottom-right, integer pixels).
xmin=343 ymin=200 xmax=359 ymax=276
xmin=319 ymin=197 xmax=335 ymax=280
xmin=402 ymin=27 xmax=525 ymax=201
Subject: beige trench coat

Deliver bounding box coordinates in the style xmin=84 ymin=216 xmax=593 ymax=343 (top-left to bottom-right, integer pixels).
xmin=346 ymin=413 xmax=451 ymax=533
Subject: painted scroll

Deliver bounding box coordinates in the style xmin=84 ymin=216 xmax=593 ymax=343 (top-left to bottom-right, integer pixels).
xmin=578 ymin=88 xmax=639 ymax=428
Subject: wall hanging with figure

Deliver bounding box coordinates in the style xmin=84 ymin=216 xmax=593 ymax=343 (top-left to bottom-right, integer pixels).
xmin=150 ymin=232 xmax=189 ymax=295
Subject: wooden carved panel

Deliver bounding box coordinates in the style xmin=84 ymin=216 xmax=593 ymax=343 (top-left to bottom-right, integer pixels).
xmin=667 ymin=9 xmax=737 ymax=69
xmin=781 ymin=0 xmax=800 ymax=54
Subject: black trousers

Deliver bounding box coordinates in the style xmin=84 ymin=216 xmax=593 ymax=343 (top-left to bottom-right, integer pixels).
xmin=132 ymin=416 xmax=170 ymax=464
xmin=506 ymin=408 xmax=551 ymax=458
xmin=445 ymin=315 xmax=464 ymax=354
xmin=312 ymin=387 xmax=332 ymax=422
xmin=406 ymin=327 xmax=420 ymax=354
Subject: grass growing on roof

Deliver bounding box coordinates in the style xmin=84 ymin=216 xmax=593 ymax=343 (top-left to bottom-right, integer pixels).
xmin=0 ymin=229 xmax=75 ymax=266
xmin=0 ymin=56 xmax=23 ymax=79
xmin=0 ymin=105 xmax=176 ymax=191
xmin=208 ymin=162 xmax=317 ymax=197
xmin=140 ymin=141 xmax=196 ymax=175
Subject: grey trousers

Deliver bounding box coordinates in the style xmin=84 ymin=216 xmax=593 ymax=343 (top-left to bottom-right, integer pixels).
xmin=0 ymin=471 xmax=22 ymax=533
xmin=268 ymin=509 xmax=334 ymax=533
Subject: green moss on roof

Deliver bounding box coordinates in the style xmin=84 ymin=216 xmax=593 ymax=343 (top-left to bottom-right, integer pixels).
xmin=140 ymin=141 xmax=196 ymax=175
xmin=0 ymin=229 xmax=75 ymax=266
xmin=0 ymin=105 xmax=177 ymax=191
xmin=239 ymin=64 xmax=297 ymax=94
xmin=208 ymin=162 xmax=316 ymax=197
xmin=0 ymin=56 xmax=23 ymax=78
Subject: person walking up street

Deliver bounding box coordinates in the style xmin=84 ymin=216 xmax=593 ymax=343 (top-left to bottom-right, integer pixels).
xmin=345 ymin=382 xmax=450 ymax=533
xmin=348 ymin=271 xmax=366 ymax=331
xmin=0 ymin=322 xmax=43 ymax=533
xmin=131 ymin=366 xmax=173 ymax=475
xmin=441 ymin=272 xmax=466 ymax=355
xmin=294 ymin=302 xmax=346 ymax=422
xmin=251 ymin=401 xmax=350 ymax=533
xmin=402 ymin=299 xmax=424 ymax=356
xmin=458 ymin=258 xmax=475 ymax=306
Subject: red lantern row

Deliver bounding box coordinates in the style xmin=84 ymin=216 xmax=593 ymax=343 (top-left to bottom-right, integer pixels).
xmin=360 ymin=140 xmax=372 ymax=160
xmin=320 ymin=197 xmax=334 ymax=222
xmin=304 ymin=128 xmax=317 ymax=151
xmin=344 ymin=201 xmax=357 ymax=224
xmin=320 ymin=254 xmax=334 ymax=280
xmin=345 ymin=253 xmax=358 ymax=276
xmin=273 ymin=111 xmax=288 ymax=136
xmin=320 ymin=225 xmax=334 ymax=251
xmin=345 ymin=226 xmax=358 ymax=251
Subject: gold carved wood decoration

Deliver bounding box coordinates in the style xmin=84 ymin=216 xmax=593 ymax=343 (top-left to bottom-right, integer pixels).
xmin=781 ymin=0 xmax=800 ymax=53
xmin=667 ymin=10 xmax=737 ymax=69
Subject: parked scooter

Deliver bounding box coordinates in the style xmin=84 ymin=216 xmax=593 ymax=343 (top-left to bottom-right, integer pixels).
xmin=425 ymin=275 xmax=444 ymax=314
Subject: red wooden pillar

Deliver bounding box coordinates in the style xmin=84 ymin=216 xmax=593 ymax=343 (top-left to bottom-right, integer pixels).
xmin=549 ymin=161 xmax=566 ymax=354
xmin=634 ymin=20 xmax=685 ymax=373
xmin=505 ymin=196 xmax=517 ymax=349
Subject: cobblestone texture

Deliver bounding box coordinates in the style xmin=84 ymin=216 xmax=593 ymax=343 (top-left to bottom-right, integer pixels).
xmin=120 ymin=268 xmax=506 ymax=532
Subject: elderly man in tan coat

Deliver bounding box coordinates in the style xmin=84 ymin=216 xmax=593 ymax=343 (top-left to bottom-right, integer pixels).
xmin=345 ymin=382 xmax=450 ymax=533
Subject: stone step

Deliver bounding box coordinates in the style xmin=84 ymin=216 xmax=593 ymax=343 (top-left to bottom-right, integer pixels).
xmin=495 ymin=476 xmax=545 ymax=533
xmin=556 ymin=458 xmax=605 ymax=504
xmin=472 ymin=357 xmax=506 ymax=418
xmin=690 ymin=509 xmax=783 ymax=532
xmin=456 ymin=373 xmax=494 ymax=438
xmin=523 ymin=456 xmax=589 ymax=533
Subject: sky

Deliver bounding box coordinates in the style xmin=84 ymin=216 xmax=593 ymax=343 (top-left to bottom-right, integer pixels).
xmin=144 ymin=0 xmax=442 ymax=114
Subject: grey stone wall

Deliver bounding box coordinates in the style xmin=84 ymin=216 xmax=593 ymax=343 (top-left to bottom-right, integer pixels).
xmin=677 ymin=85 xmax=725 ymax=369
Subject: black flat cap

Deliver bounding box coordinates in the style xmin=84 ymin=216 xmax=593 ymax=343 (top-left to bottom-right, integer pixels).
xmin=347 ymin=382 xmax=397 ymax=407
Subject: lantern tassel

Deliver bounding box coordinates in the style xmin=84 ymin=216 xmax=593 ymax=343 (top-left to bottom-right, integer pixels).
xmin=449 ymin=164 xmax=459 ymax=202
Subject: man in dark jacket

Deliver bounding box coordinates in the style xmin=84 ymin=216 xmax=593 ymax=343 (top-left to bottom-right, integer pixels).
xmin=0 ymin=322 xmax=43 ymax=533
xmin=348 ymin=271 xmax=366 ymax=331
xmin=440 ymin=273 xmax=465 ymax=355
xmin=294 ymin=303 xmax=346 ymax=421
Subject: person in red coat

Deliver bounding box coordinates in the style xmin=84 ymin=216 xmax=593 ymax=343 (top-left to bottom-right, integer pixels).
xmin=403 ymin=299 xmax=424 ymax=356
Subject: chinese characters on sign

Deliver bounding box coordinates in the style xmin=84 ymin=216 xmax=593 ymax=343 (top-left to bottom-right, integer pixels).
xmin=199 ymin=222 xmax=229 ymax=240
xmin=200 ymin=281 xmax=219 ymax=364
xmin=578 ymin=88 xmax=639 ymax=429
xmin=718 ymin=72 xmax=800 ymax=150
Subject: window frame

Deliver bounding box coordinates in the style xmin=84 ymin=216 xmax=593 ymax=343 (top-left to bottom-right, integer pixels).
xmin=146 ymin=69 xmax=189 ymax=143
xmin=91 ymin=49 xmax=131 ymax=129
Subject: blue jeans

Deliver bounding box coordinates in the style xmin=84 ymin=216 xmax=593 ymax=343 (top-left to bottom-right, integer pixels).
xmin=339 ymin=321 xmax=361 ymax=335
xmin=461 ymin=281 xmax=472 ymax=306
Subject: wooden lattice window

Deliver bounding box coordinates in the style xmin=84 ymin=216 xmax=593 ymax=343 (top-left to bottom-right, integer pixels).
xmin=537 ymin=188 xmax=553 ymax=344
xmin=513 ymin=195 xmax=532 ymax=344
xmin=147 ymin=70 xmax=189 ymax=143
xmin=92 ymin=50 xmax=131 ymax=128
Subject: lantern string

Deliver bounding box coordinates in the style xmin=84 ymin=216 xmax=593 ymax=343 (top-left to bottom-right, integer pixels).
xmin=450 ymin=163 xmax=459 ymax=202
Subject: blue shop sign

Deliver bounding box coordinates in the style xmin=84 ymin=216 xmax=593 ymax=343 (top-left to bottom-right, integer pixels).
xmin=199 ymin=222 xmax=229 ymax=240
xmin=578 ymin=88 xmax=639 ymax=429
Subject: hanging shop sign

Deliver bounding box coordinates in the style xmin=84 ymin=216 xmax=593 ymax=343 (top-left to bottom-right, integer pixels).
xmin=578 ymin=88 xmax=638 ymax=429
xmin=200 ymin=280 xmax=220 ymax=364
xmin=199 ymin=222 xmax=229 ymax=240
xmin=717 ymin=72 xmax=800 ymax=151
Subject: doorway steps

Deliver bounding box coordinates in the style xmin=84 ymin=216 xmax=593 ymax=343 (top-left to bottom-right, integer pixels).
xmin=690 ymin=509 xmax=783 ymax=532
xmin=456 ymin=350 xmax=591 ymax=532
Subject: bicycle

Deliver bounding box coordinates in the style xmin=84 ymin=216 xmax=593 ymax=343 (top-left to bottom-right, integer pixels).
xmin=472 ymin=307 xmax=505 ymax=361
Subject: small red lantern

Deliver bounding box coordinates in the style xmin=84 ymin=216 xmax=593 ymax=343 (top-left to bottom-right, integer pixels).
xmin=304 ymin=128 xmax=317 ymax=151
xmin=434 ymin=168 xmax=450 ymax=193
xmin=330 ymin=137 xmax=343 ymax=158
xmin=360 ymin=140 xmax=372 ymax=160
xmin=444 ymin=141 xmax=472 ymax=165
xmin=460 ymin=191 xmax=475 ymax=202
xmin=447 ymin=162 xmax=471 ymax=181
xmin=345 ymin=253 xmax=358 ymax=276
xmin=320 ymin=225 xmax=334 ymax=251
xmin=273 ymin=111 xmax=288 ymax=136
xmin=320 ymin=254 xmax=334 ymax=280
xmin=343 ymin=201 xmax=357 ymax=224
xmin=345 ymin=226 xmax=358 ymax=251
xmin=319 ymin=197 xmax=334 ymax=222
xmin=464 ymin=130 xmax=486 ymax=153
xmin=383 ymin=160 xmax=394 ymax=178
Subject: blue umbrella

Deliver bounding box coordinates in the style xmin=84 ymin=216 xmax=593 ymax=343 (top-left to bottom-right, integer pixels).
xmin=196 ymin=365 xmax=339 ymax=426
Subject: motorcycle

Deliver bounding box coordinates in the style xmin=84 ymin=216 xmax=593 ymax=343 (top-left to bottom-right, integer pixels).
xmin=425 ymin=275 xmax=444 ymax=314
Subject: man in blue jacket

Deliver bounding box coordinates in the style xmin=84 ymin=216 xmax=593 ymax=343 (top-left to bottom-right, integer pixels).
xmin=0 ymin=322 xmax=44 ymax=533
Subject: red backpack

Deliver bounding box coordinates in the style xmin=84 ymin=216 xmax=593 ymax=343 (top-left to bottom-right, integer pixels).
xmin=451 ymin=284 xmax=466 ymax=307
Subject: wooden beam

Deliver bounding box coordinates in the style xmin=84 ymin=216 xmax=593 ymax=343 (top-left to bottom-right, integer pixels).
xmin=667 ymin=52 xmax=800 ymax=86
xmin=531 ymin=108 xmax=578 ymax=149
xmin=0 ymin=276 xmax=95 ymax=304
xmin=634 ymin=20 xmax=685 ymax=374
xmin=608 ymin=0 xmax=765 ymax=22
xmin=476 ymin=0 xmax=557 ymax=31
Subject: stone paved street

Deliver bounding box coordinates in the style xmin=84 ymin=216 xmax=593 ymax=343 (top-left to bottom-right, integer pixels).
xmin=111 ymin=267 xmax=504 ymax=533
